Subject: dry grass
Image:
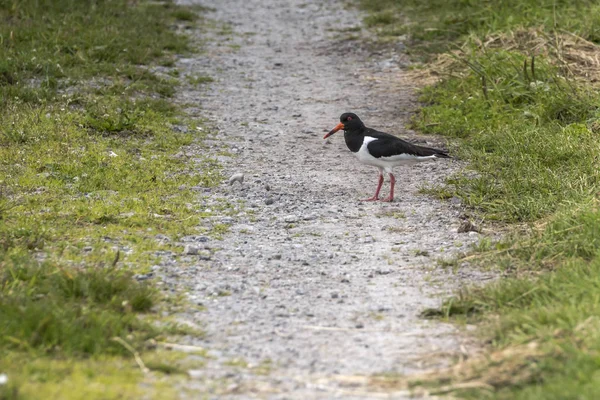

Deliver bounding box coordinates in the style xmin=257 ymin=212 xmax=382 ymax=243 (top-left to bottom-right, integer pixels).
xmin=369 ymin=342 xmax=544 ymax=397
xmin=407 ymin=28 xmax=600 ymax=86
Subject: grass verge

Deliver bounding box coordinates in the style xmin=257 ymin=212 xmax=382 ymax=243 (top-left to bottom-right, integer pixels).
xmin=1 ymin=0 xmax=218 ymax=397
xmin=359 ymin=0 xmax=600 ymax=398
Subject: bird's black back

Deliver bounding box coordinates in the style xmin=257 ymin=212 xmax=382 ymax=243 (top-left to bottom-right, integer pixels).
xmin=344 ymin=126 xmax=449 ymax=159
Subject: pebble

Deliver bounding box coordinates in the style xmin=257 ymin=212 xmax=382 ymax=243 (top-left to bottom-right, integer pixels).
xmin=228 ymin=172 xmax=245 ymax=185
xmin=134 ymin=273 xmax=154 ymax=281
xmin=188 ymin=370 xmax=203 ymax=379
xmin=181 ymin=235 xmax=209 ymax=243
xmin=458 ymin=220 xmax=480 ymax=233
xmin=172 ymin=124 xmax=189 ymax=133
xmin=283 ymin=215 xmax=298 ymax=223
xmin=265 ymin=198 xmax=275 ymax=205
xmin=184 ymin=245 xmax=200 ymax=255
xmin=155 ymin=234 xmax=171 ymax=242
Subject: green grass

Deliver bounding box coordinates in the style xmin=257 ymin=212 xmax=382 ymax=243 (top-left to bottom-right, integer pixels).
xmin=0 ymin=352 xmax=191 ymax=399
xmin=1 ymin=259 xmax=155 ymax=356
xmin=414 ymin=51 xmax=600 ymax=222
xmin=0 ymin=0 xmax=196 ymax=106
xmin=359 ymin=0 xmax=600 ymax=57
xmin=0 ymin=0 xmax=218 ymax=397
xmin=359 ymin=0 xmax=600 ymax=398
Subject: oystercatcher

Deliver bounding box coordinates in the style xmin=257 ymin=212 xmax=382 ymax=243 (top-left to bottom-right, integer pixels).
xmin=324 ymin=113 xmax=450 ymax=202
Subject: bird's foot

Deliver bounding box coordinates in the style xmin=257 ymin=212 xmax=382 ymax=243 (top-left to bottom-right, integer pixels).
xmin=361 ymin=196 xmax=379 ymax=202
xmin=381 ymin=196 xmax=394 ymax=202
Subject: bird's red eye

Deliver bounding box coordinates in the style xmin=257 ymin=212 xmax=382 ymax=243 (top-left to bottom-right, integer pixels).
xmin=347 ymin=116 xmax=353 ymax=121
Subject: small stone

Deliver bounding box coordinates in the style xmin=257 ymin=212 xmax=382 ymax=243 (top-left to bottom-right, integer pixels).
xmin=188 ymin=370 xmax=203 ymax=379
xmin=283 ymin=215 xmax=298 ymax=223
xmin=228 ymin=172 xmax=245 ymax=185
xmin=172 ymin=125 xmax=188 ymax=133
xmin=181 ymin=235 xmax=209 ymax=243
xmin=264 ymin=183 xmax=271 ymax=191
xmin=341 ymin=278 xmax=350 ymax=283
xmin=265 ymin=198 xmax=275 ymax=205
xmin=184 ymin=245 xmax=200 ymax=255
xmin=272 ymin=254 xmax=282 ymax=260
xmin=376 ymin=269 xmax=392 ymax=275
xmin=331 ymin=292 xmax=339 ymax=299
xmin=134 ymin=273 xmax=153 ymax=281
xmin=155 ymin=234 xmax=170 ymax=242
xmin=458 ymin=220 xmax=480 ymax=233
xmin=355 ymin=323 xmax=364 ymax=329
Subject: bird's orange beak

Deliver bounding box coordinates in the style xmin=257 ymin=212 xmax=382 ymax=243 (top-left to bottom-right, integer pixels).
xmin=323 ymin=122 xmax=345 ymax=139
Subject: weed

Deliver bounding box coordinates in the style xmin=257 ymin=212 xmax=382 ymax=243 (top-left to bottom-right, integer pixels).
xmin=187 ymin=75 xmax=215 ymax=86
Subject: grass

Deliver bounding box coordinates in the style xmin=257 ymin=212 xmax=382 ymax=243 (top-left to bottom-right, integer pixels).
xmin=358 ymin=0 xmax=600 ymax=398
xmin=1 ymin=260 xmax=156 ymax=355
xmin=415 ymin=51 xmax=600 ymax=222
xmin=0 ymin=0 xmax=219 ymax=397
xmin=359 ymin=0 xmax=600 ymax=58
xmin=0 ymin=352 xmax=194 ymax=399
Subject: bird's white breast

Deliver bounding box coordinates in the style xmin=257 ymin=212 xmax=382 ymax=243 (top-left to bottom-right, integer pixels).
xmin=356 ymin=136 xmax=437 ymax=173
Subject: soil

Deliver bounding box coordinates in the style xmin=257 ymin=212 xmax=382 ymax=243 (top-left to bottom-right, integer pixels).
xmin=164 ymin=0 xmax=495 ymax=398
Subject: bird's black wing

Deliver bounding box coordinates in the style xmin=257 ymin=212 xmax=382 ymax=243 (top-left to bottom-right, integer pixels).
xmin=365 ymin=128 xmax=450 ymax=159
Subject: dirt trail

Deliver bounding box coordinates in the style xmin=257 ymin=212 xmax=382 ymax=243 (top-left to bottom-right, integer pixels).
xmin=168 ymin=0 xmax=492 ymax=398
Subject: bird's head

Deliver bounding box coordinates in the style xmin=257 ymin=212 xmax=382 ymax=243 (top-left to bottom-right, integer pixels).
xmin=323 ymin=113 xmax=364 ymax=139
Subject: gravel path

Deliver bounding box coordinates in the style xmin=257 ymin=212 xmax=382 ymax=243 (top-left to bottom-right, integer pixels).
xmin=167 ymin=0 xmax=493 ymax=398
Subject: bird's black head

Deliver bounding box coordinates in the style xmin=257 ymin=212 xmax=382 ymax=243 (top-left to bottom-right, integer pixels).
xmin=323 ymin=112 xmax=365 ymax=139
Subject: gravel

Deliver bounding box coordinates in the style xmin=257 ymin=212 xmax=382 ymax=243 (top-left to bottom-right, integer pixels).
xmin=167 ymin=0 xmax=496 ymax=398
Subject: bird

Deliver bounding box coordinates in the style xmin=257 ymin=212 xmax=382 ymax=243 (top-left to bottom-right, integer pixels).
xmin=323 ymin=112 xmax=450 ymax=202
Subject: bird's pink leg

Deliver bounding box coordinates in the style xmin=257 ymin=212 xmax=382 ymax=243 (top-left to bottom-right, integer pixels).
xmin=362 ymin=172 xmax=384 ymax=201
xmin=381 ymin=173 xmax=396 ymax=202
